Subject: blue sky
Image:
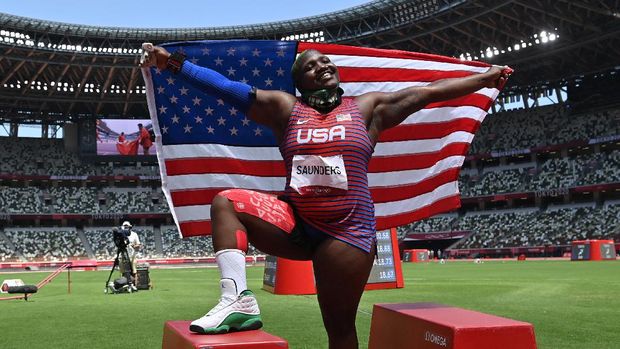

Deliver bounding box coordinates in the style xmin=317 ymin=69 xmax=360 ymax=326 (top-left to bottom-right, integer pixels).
xmin=1 ymin=1 xmax=370 ymax=27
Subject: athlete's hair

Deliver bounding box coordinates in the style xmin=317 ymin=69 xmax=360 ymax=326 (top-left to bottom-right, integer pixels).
xmin=291 ymin=49 xmax=320 ymax=89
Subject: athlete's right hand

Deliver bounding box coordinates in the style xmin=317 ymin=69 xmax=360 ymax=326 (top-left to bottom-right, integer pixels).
xmin=139 ymin=43 xmax=171 ymax=71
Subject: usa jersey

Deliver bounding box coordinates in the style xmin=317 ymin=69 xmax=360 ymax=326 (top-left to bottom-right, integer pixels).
xmin=279 ymin=97 xmax=376 ymax=252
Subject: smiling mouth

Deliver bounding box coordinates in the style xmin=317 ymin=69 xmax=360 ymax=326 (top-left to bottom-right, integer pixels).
xmin=318 ymin=71 xmax=333 ymax=82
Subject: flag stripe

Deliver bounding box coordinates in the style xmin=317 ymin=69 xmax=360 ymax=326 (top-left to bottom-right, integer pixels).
xmin=400 ymin=106 xmax=488 ymax=125
xmin=180 ymin=220 xmax=212 ymax=237
xmin=340 ymin=82 xmax=498 ymax=98
xmin=166 ymin=158 xmax=286 ymax=176
xmin=338 ymin=67 xmax=476 ymax=82
xmin=370 ymin=144 xmax=469 ymax=173
xmin=171 ymin=188 xmax=279 ymax=207
xmin=370 ymin=168 xmax=461 ymax=203
xmin=331 ymin=56 xmax=488 ymax=73
xmin=425 ymin=94 xmax=493 ymax=109
xmin=175 ymin=204 xmax=212 ymax=222
xmin=374 ymin=181 xmax=459 ymax=216
xmin=369 ymin=155 xmax=465 ymax=186
xmin=378 ymin=118 xmax=481 ymax=142
xmin=374 ymin=195 xmax=462 ymax=229
xmin=162 ymin=144 xmax=283 ymax=161
xmin=166 ymin=173 xmax=285 ymax=191
xmin=374 ymin=131 xmax=474 ymax=156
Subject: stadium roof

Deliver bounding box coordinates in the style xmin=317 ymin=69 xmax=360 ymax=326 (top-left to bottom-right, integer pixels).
xmin=0 ymin=0 xmax=618 ymax=123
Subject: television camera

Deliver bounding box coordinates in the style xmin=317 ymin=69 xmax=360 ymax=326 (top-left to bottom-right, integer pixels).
xmin=104 ymin=226 xmax=136 ymax=294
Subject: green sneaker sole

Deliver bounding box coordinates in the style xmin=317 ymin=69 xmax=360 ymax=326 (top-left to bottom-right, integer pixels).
xmin=190 ymin=313 xmax=263 ymax=335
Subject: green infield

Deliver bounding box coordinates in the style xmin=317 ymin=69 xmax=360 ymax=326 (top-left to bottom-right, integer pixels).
xmin=1 ymin=259 xmax=618 ymax=348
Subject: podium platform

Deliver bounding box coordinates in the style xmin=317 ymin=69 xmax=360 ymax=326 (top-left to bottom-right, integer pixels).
xmin=162 ymin=321 xmax=288 ymax=349
xmin=369 ymin=303 xmax=537 ymax=349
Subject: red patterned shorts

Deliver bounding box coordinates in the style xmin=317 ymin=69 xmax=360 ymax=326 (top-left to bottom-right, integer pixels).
xmin=218 ymin=189 xmax=296 ymax=234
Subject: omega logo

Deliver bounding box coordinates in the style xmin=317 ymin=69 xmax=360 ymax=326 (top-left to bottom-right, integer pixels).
xmin=424 ymin=331 xmax=448 ymax=347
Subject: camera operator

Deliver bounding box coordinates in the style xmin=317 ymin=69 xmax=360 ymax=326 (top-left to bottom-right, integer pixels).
xmin=120 ymin=221 xmax=142 ymax=291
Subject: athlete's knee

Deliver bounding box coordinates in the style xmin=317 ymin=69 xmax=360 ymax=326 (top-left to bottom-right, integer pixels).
xmin=211 ymin=193 xmax=249 ymax=252
xmin=211 ymin=192 xmax=234 ymax=215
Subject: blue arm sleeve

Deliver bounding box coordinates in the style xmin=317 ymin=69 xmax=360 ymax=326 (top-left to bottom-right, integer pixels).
xmin=179 ymin=61 xmax=255 ymax=112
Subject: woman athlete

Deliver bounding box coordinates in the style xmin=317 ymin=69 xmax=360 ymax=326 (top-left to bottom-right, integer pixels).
xmin=141 ymin=45 xmax=510 ymax=349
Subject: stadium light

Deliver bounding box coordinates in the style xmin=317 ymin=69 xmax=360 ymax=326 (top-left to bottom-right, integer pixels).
xmin=458 ymin=29 xmax=558 ymax=61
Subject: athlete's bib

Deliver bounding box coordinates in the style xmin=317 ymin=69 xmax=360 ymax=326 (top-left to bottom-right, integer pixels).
xmin=290 ymin=154 xmax=348 ymax=195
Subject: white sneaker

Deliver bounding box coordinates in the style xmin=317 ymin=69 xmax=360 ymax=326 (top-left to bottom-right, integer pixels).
xmin=189 ymin=278 xmax=262 ymax=334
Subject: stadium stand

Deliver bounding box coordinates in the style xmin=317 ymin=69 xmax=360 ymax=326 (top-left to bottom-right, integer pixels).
xmin=0 ymin=187 xmax=45 ymax=213
xmin=401 ymin=202 xmax=620 ymax=250
xmin=4 ymin=227 xmax=87 ymax=261
xmin=0 ymin=231 xmax=19 ymax=262
xmin=470 ymin=105 xmax=620 ymax=154
xmin=48 ymin=187 xmax=102 ymax=213
xmin=576 ymin=149 xmax=620 ymax=186
xmin=0 ymin=137 xmax=160 ymax=177
xmin=396 ymin=215 xmax=456 ymax=239
xmin=83 ymin=227 xmax=121 ymax=260
xmin=161 ymin=225 xmax=214 ymax=258
xmin=161 ymin=226 xmax=260 ymax=259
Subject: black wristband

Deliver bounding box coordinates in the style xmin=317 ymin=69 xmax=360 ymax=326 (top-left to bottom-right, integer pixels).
xmin=249 ymin=86 xmax=258 ymax=100
xmin=167 ymin=51 xmax=186 ymax=74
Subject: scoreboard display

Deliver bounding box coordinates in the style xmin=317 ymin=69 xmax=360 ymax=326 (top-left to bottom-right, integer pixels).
xmin=367 ymin=229 xmax=397 ymax=284
xmin=571 ymin=243 xmax=590 ymax=261
xmin=599 ymin=242 xmax=615 ymax=259
xmin=262 ymin=255 xmax=277 ymax=289
xmin=365 ymin=228 xmax=404 ymax=290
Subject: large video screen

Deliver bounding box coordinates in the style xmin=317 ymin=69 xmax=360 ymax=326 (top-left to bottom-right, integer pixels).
xmin=96 ymin=119 xmax=157 ymax=156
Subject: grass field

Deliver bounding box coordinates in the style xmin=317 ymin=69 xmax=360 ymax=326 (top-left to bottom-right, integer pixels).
xmin=1 ymin=260 xmax=619 ymax=349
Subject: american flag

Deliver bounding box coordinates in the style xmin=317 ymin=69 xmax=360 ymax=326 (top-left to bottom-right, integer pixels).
xmin=142 ymin=40 xmax=503 ymax=238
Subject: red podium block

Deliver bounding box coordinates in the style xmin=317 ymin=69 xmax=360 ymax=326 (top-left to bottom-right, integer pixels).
xmin=162 ymin=321 xmax=288 ymax=349
xmin=369 ymin=303 xmax=537 ymax=349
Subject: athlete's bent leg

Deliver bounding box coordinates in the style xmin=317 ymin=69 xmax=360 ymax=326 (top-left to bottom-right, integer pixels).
xmin=190 ymin=190 xmax=313 ymax=334
xmin=312 ymin=239 xmax=376 ymax=349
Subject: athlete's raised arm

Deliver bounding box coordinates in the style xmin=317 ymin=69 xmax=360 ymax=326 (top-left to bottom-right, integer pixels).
xmin=356 ymin=66 xmax=511 ymax=143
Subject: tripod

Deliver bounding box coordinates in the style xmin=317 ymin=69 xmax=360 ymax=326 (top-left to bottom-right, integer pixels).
xmin=104 ymin=244 xmax=135 ymax=294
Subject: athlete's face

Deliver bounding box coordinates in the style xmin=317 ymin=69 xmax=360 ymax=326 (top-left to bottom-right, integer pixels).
xmin=296 ymin=50 xmax=340 ymax=91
